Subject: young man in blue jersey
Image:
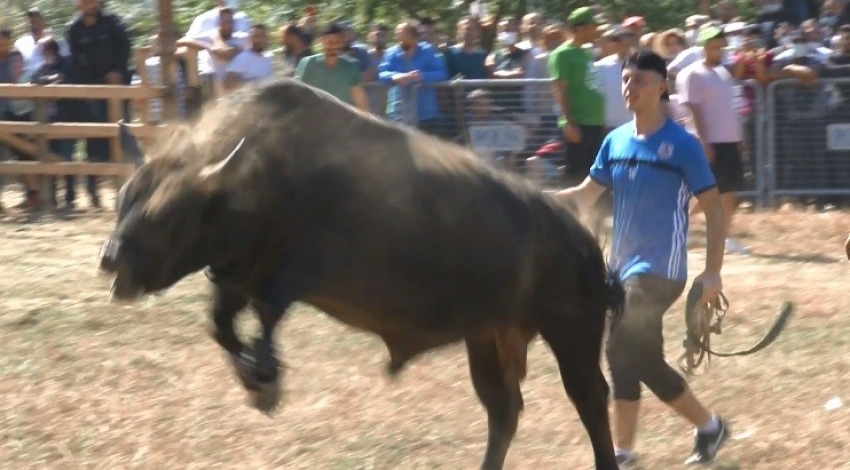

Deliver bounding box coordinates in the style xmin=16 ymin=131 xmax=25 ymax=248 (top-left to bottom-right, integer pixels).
xmin=557 ymin=49 xmax=730 ymax=466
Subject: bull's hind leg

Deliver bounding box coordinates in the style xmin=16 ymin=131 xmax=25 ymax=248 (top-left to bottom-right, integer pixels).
xmin=538 ymin=312 xmax=618 ymax=470
xmin=465 ymin=327 xmax=531 ymax=470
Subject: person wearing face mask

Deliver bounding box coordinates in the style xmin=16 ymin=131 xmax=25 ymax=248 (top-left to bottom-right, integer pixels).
xmin=486 ymin=18 xmax=531 ymax=112
xmin=768 ymin=30 xmax=830 ymax=206
xmin=774 ymin=20 xmax=832 ymax=61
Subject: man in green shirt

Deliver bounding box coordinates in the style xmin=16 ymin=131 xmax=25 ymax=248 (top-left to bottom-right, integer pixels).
xmin=548 ymin=7 xmax=605 ymax=185
xmin=295 ymin=23 xmax=369 ymax=112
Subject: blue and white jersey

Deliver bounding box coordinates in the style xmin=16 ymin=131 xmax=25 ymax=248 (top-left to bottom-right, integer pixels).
xmin=589 ymin=118 xmax=717 ymax=282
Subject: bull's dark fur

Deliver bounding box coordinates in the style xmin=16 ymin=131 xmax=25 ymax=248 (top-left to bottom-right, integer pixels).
xmin=103 ymin=78 xmax=623 ymax=469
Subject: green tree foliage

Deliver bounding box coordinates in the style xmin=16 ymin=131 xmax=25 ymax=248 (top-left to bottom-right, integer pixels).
xmin=2 ymin=0 xmax=757 ymax=45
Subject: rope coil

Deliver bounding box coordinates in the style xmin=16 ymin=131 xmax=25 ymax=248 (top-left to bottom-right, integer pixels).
xmin=678 ymin=282 xmax=795 ymax=377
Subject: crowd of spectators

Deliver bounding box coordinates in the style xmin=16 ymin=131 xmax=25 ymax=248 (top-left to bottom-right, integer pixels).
xmin=2 ymin=0 xmax=850 ymax=215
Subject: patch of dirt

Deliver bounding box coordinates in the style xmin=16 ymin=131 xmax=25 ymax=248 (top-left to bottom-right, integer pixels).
xmin=1 ymin=185 xmax=848 ymax=469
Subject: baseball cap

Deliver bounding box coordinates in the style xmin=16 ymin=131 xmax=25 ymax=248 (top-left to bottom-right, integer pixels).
xmin=622 ymin=48 xmax=670 ymax=101
xmin=26 ymin=7 xmax=42 ymax=17
xmin=602 ymin=25 xmax=633 ymax=40
xmin=697 ymin=25 xmax=725 ymax=46
xmin=622 ymin=16 xmax=646 ymax=29
xmin=567 ymin=7 xmax=597 ymax=27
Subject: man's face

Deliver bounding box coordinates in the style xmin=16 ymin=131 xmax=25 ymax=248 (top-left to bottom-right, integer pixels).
xmin=457 ymin=19 xmax=479 ymax=43
xmin=321 ymin=32 xmax=343 ymax=57
xmin=841 ymin=31 xmax=850 ymax=52
xmin=29 ymin=14 xmax=45 ymax=33
xmin=395 ymin=24 xmax=417 ymax=49
xmin=250 ymin=28 xmax=268 ymax=52
xmin=373 ymin=29 xmax=387 ymax=48
xmin=621 ymin=66 xmax=665 ymax=111
xmin=0 ymin=33 xmax=10 ymax=56
xmin=522 ymin=13 xmax=543 ymax=38
xmin=219 ymin=14 xmax=234 ymax=37
xmin=803 ymin=24 xmax=820 ymax=43
xmin=418 ymin=24 xmax=436 ymax=46
xmin=574 ymin=23 xmax=598 ymax=42
xmin=77 ymin=0 xmax=100 ymax=15
xmin=703 ymin=36 xmax=727 ymax=64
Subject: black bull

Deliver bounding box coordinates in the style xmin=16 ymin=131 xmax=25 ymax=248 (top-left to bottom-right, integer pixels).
xmin=99 ymin=78 xmax=625 ymax=469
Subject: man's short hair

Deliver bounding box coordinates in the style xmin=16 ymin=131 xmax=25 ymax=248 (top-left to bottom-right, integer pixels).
xmin=840 ymin=24 xmax=850 ymax=34
xmin=284 ymin=24 xmax=303 ymax=37
xmin=219 ymin=7 xmax=234 ymax=17
xmin=322 ymin=23 xmax=344 ymax=36
xmin=419 ymin=16 xmax=436 ymax=27
xmin=39 ymin=37 xmax=60 ymax=55
xmin=252 ymin=23 xmax=267 ymax=32
xmin=622 ymin=48 xmax=670 ymax=101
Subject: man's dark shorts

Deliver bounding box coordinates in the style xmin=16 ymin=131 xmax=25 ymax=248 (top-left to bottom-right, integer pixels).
xmin=709 ymin=142 xmax=746 ymax=194
xmin=561 ymin=124 xmax=606 ymax=185
xmin=606 ymin=273 xmax=687 ymax=402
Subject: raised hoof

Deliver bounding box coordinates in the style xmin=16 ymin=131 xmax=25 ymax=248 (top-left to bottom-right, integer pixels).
xmin=248 ymin=377 xmax=281 ymax=416
xmin=229 ymin=349 xmax=282 ymax=414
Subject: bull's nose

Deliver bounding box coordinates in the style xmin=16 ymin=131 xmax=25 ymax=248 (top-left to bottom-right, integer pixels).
xmin=98 ymin=239 xmax=121 ymax=273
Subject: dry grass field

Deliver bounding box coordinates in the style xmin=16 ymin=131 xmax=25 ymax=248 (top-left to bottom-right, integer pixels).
xmin=1 ymin=189 xmax=849 ymax=469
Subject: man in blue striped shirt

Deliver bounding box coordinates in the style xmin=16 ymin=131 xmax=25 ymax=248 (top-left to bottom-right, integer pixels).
xmin=557 ymin=49 xmax=730 ymax=466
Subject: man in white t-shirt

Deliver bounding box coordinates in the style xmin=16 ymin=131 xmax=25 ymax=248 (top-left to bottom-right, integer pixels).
xmin=225 ymin=24 xmax=274 ymax=91
xmin=185 ymin=0 xmax=251 ymax=37
xmin=594 ymin=27 xmax=636 ymax=132
xmin=14 ymin=8 xmax=69 ymax=75
xmin=177 ymin=8 xmax=248 ymax=95
xmin=677 ymin=26 xmax=749 ymax=254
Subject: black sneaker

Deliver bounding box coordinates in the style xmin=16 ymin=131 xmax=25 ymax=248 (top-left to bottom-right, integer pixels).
xmin=685 ymin=417 xmax=730 ymax=465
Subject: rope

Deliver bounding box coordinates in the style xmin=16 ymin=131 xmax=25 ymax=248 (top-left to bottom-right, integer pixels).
xmin=677 ymin=281 xmax=795 ymax=377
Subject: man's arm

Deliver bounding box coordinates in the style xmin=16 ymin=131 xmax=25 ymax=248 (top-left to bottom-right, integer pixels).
xmin=692 ymin=186 xmax=725 ymax=304
xmin=176 ymin=36 xmax=213 ymax=51
xmin=420 ymin=47 xmax=448 ymax=82
xmin=351 ymin=84 xmax=370 ymax=112
xmin=555 ymin=176 xmax=607 ymax=214
xmin=695 ymin=187 xmax=725 ymax=275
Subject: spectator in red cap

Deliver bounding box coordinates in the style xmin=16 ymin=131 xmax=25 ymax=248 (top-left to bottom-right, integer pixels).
xmin=622 ymin=16 xmax=647 ymax=35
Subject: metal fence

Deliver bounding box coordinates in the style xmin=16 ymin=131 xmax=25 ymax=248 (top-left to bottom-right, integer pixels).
xmin=362 ymin=78 xmax=850 ymax=207
xmin=765 ymin=77 xmax=850 ymax=206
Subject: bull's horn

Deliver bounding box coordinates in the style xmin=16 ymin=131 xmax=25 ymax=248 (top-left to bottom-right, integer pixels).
xmin=199 ymin=137 xmax=246 ymax=179
xmin=118 ymin=120 xmax=145 ymax=163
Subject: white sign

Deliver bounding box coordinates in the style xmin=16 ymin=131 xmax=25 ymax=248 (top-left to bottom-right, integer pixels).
xmin=827 ymin=123 xmax=850 ymax=151
xmin=469 ymin=123 xmax=526 ymax=152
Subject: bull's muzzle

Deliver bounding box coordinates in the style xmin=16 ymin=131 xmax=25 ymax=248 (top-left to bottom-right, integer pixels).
xmin=99 ymin=239 xmax=121 ymax=273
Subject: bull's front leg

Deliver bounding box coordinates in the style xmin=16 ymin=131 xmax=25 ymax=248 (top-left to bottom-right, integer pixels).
xmin=208 ymin=283 xmax=258 ymax=390
xmin=242 ymin=299 xmax=286 ymax=415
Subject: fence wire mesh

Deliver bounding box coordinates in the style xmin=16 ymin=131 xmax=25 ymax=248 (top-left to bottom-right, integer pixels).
xmin=767 ymin=77 xmax=850 ymax=206
xmin=411 ymin=79 xmax=563 ymax=188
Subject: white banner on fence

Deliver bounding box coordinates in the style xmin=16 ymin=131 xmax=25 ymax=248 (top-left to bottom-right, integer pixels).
xmin=469 ymin=123 xmax=526 ymax=152
xmin=826 ymin=123 xmax=850 ymax=151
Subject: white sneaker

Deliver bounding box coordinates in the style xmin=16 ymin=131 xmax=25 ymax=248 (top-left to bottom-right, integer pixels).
xmin=725 ymin=238 xmax=751 ymax=255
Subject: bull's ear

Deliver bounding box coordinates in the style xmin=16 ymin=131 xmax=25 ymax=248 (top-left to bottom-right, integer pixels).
xmin=198 ymin=137 xmax=246 ymax=180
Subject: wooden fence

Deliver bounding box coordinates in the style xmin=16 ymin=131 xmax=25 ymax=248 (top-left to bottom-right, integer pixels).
xmin=0 ymin=56 xmax=197 ymax=213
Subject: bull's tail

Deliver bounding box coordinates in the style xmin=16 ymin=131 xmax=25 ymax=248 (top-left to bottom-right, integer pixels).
xmin=605 ymin=263 xmax=626 ymax=327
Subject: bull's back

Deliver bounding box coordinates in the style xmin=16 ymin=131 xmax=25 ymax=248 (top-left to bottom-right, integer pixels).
xmin=290 ymin=132 xmax=541 ymax=331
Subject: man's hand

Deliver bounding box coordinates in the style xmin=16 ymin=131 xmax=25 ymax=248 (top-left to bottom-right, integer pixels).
xmin=563 ymin=123 xmax=582 ymax=143
xmin=693 ymin=271 xmax=723 ymax=307
xmin=844 ymin=233 xmax=850 ymax=260
xmin=104 ymin=71 xmax=123 ymax=85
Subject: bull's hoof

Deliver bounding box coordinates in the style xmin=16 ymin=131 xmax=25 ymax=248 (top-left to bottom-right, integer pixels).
xmin=228 ymin=348 xmax=282 ymax=414
xmin=247 ymin=377 xmax=281 ymax=416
